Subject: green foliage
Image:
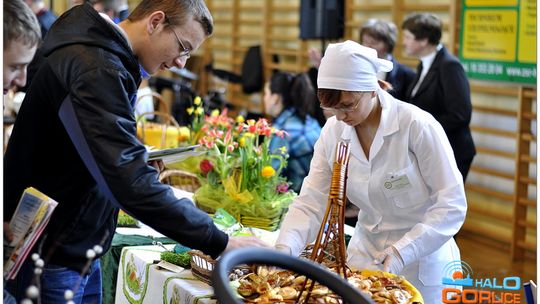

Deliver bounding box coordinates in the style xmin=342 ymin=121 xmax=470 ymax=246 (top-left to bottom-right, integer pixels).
xmin=160 ymin=251 xmax=191 ymax=268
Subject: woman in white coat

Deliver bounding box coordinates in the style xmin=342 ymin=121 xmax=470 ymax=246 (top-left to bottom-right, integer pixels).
xmin=274 ymin=40 xmax=467 ymax=303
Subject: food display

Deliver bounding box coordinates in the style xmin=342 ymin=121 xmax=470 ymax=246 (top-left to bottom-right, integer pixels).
xmin=235 ymin=266 xmax=423 ymax=304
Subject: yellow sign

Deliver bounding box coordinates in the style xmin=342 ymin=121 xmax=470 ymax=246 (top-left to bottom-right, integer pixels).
xmin=518 ymin=0 xmax=536 ymax=63
xmin=462 ymin=10 xmax=517 ymax=61
xmin=466 ymin=0 xmax=517 ymax=6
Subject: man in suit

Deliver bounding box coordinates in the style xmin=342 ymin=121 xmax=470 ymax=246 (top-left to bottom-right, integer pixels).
xmin=360 ymin=18 xmax=416 ymax=101
xmin=402 ymin=12 xmax=476 ymax=181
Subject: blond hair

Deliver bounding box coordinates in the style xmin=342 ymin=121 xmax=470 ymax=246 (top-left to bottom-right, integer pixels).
xmin=4 ymin=0 xmax=42 ymax=50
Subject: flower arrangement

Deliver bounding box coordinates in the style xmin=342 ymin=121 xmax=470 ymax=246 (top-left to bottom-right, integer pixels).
xmin=193 ymin=109 xmax=295 ymax=230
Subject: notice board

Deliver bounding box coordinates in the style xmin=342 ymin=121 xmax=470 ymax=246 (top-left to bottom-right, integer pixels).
xmin=459 ymin=0 xmax=536 ymax=84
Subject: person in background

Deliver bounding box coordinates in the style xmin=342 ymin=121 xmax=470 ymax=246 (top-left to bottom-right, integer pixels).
xmin=263 ymin=72 xmax=322 ymax=193
xmin=4 ymin=0 xmax=268 ymax=302
xmin=3 ymin=0 xmax=41 ymax=302
xmin=24 ymin=0 xmax=57 ymax=38
xmin=114 ymin=0 xmax=130 ymax=22
xmin=87 ymin=0 xmax=117 ymax=19
xmin=360 ymin=18 xmax=415 ymax=101
xmin=402 ymin=13 xmax=475 ymax=181
xmin=275 ymin=41 xmax=467 ymax=303
xmin=3 ymin=0 xmax=41 ymax=95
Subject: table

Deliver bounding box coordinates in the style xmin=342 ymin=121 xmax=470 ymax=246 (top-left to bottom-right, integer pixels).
xmin=101 ymin=231 xmax=175 ymax=304
xmin=101 ymin=187 xmax=194 ymax=303
xmin=113 ymin=228 xmax=281 ymax=303
xmin=114 ymin=244 xmax=216 ymax=304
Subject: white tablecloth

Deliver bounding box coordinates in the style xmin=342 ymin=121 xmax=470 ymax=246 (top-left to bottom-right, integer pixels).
xmin=115 ymin=244 xmax=216 ymax=304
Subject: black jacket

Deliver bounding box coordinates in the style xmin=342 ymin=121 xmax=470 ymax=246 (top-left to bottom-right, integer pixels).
xmin=4 ymin=4 xmax=227 ymax=271
xmin=386 ymin=56 xmax=416 ymax=101
xmin=405 ymin=46 xmax=476 ymax=179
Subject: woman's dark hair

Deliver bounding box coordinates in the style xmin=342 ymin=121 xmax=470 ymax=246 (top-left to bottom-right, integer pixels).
xmin=269 ymin=72 xmax=318 ymax=122
xmin=402 ymin=12 xmax=442 ymax=45
xmin=318 ymin=80 xmax=392 ymax=108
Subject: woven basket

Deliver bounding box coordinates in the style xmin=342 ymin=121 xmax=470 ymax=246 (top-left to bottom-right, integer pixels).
xmin=136 ymin=110 xmax=181 ymax=149
xmin=238 ymin=207 xmax=288 ymax=232
xmin=194 ymin=201 xmax=288 ymax=232
xmin=194 ymin=201 xmax=216 ymax=214
xmin=188 ymin=250 xmax=216 ymax=285
xmin=159 ymin=169 xmax=201 ymax=193
xmin=188 ymin=250 xmax=252 ymax=286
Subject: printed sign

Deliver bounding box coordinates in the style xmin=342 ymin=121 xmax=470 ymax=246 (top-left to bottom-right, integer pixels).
xmin=459 ymin=0 xmax=536 ymax=84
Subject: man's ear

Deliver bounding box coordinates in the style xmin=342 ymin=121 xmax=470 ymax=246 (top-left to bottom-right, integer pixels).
xmin=147 ymin=11 xmax=166 ymax=34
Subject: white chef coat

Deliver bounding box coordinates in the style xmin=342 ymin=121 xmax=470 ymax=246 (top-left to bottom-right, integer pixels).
xmin=275 ymin=89 xmax=467 ymax=303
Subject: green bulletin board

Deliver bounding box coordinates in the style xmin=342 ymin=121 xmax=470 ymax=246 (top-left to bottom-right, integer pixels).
xmin=459 ymin=0 xmax=536 ymax=84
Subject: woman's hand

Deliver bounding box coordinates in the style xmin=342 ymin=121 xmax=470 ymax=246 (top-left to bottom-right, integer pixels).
xmin=224 ymin=236 xmax=271 ymax=253
xmin=373 ymin=246 xmax=404 ymax=274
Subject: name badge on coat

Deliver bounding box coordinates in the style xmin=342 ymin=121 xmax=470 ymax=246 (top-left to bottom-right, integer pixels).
xmin=382 ymin=173 xmax=412 ymax=197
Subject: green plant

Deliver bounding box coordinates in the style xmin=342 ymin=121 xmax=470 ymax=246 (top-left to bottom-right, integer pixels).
xmin=193 ymin=110 xmax=295 ymax=221
xmin=160 ymin=251 xmax=191 ymax=268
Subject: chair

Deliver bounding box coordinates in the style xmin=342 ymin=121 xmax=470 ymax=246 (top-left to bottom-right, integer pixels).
xmin=212 ymin=248 xmax=373 ymax=304
xmin=159 ymin=169 xmax=201 ymax=193
xmin=206 ymin=45 xmax=280 ymax=94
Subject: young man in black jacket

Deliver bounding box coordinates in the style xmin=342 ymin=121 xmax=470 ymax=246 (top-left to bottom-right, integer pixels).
xmin=4 ymin=0 xmax=268 ymax=302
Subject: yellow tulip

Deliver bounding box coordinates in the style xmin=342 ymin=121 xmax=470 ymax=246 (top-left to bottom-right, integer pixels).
xmin=236 ymin=115 xmax=245 ymax=123
xmin=195 ymin=107 xmax=204 ymax=115
xmin=239 ymin=137 xmax=246 ymax=147
xmin=261 ymin=166 xmax=276 ymax=178
xmin=211 ymin=109 xmax=220 ymax=117
xmin=194 ymin=96 xmax=202 ymax=105
xmin=187 ymin=107 xmax=194 ymax=115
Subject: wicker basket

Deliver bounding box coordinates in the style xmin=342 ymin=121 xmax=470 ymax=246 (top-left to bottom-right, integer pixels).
xmin=159 ymin=169 xmax=201 ymax=193
xmin=188 ymin=250 xmax=216 ymax=285
xmin=194 ymin=201 xmax=288 ymax=232
xmin=188 ymin=250 xmax=252 ymax=286
xmin=238 ymin=207 xmax=288 ymax=232
xmin=194 ymin=200 xmax=216 ymax=214
xmin=136 ymin=110 xmax=181 ymax=149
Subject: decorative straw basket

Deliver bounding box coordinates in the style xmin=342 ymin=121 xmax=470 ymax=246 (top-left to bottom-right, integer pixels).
xmin=188 ymin=250 xmax=251 ymax=286
xmin=188 ymin=250 xmax=216 ymax=285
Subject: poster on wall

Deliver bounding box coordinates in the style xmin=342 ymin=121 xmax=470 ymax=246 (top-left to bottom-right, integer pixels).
xmin=459 ymin=0 xmax=536 ymax=84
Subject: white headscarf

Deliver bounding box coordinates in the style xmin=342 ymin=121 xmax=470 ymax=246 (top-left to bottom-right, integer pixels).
xmin=318 ymin=40 xmax=393 ymax=92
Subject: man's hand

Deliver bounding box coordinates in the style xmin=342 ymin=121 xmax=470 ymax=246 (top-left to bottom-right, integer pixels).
xmin=308 ymin=48 xmax=322 ymax=68
xmin=4 ymin=222 xmax=13 ymax=243
xmin=224 ymin=236 xmax=271 ymax=253
xmin=148 ymin=159 xmax=165 ymax=172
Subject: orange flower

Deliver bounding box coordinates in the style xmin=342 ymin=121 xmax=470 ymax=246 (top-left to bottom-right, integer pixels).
xmin=261 ymin=166 xmax=276 ymax=178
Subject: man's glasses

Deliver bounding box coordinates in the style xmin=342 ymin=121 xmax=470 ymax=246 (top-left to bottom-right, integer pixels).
xmin=165 ymin=15 xmax=191 ymax=59
xmin=320 ymin=98 xmax=361 ymax=114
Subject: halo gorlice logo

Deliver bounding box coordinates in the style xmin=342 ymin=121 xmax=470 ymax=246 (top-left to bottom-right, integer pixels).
xmin=441 ymin=260 xmax=522 ymax=303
